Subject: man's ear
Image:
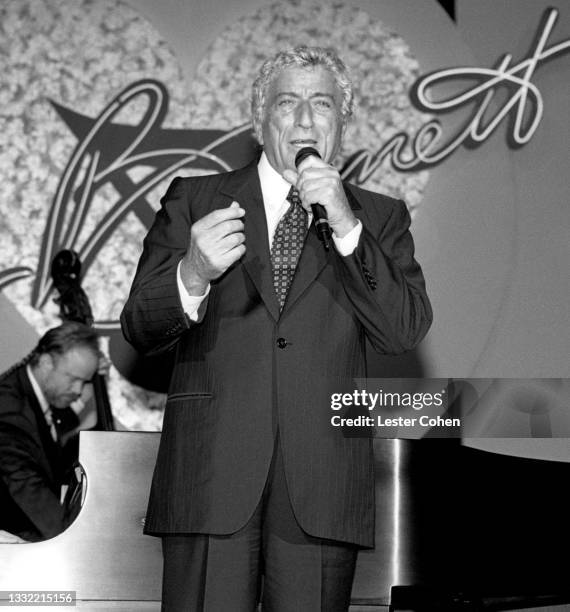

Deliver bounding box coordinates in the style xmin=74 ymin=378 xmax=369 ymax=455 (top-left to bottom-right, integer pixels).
xmin=37 ymin=352 xmax=54 ymax=374
xmin=252 ymin=116 xmax=265 ymax=146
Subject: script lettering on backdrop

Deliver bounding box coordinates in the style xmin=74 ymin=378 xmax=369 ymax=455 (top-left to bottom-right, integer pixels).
xmin=0 ymin=7 xmax=568 ymax=332
xmin=342 ymin=7 xmax=570 ymax=177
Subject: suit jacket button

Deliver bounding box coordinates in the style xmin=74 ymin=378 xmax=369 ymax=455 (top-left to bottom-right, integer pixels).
xmin=276 ymin=337 xmax=288 ymax=349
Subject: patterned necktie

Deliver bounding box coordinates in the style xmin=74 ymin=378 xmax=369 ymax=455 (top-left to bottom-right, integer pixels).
xmin=270 ymin=187 xmax=308 ymax=309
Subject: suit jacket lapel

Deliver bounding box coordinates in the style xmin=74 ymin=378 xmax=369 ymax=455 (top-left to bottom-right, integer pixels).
xmin=17 ymin=368 xmax=62 ymax=481
xmin=220 ymin=163 xmax=281 ymax=321
xmin=283 ymin=183 xmax=362 ymax=313
xmin=282 ymin=220 xmax=329 ymax=312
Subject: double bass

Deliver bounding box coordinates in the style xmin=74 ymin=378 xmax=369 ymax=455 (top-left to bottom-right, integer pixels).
xmin=51 ymin=249 xmax=114 ymax=431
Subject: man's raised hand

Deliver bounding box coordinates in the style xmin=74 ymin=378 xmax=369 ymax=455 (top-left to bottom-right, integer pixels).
xmin=180 ymin=201 xmax=246 ymax=295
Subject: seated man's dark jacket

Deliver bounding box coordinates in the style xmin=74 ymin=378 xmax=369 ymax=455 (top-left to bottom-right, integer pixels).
xmin=0 ymin=363 xmax=78 ymax=542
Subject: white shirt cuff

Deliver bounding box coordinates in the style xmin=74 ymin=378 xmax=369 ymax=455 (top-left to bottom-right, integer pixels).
xmin=333 ymin=219 xmax=362 ymax=256
xmin=176 ymin=261 xmax=210 ymax=322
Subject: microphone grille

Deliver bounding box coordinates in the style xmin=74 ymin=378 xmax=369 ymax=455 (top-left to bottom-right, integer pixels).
xmin=294 ymin=147 xmax=320 ymax=168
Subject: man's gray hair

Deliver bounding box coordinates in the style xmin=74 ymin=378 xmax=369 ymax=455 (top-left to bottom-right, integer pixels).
xmin=251 ymin=45 xmax=354 ymax=142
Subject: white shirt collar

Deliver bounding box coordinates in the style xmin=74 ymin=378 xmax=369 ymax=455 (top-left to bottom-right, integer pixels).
xmin=26 ymin=364 xmax=52 ymax=421
xmin=258 ymin=152 xmax=292 ymax=212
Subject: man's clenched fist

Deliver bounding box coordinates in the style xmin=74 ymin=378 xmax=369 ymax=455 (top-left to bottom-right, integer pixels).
xmin=180 ymin=201 xmax=246 ymax=295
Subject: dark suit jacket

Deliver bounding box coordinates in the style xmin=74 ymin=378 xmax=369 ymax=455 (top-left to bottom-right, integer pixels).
xmin=0 ymin=364 xmax=77 ymax=541
xmin=121 ymin=161 xmax=432 ymax=547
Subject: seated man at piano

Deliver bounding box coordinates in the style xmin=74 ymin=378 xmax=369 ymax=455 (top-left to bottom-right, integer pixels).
xmin=0 ymin=322 xmax=101 ymax=543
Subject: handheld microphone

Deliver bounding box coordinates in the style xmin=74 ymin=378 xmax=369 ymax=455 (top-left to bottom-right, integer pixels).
xmin=294 ymin=147 xmax=332 ymax=251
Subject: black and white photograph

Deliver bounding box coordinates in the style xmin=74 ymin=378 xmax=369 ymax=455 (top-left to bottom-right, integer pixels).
xmin=1 ymin=1 xmax=569 ymax=610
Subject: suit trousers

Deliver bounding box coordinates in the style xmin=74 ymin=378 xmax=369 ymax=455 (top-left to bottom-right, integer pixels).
xmin=161 ymin=436 xmax=358 ymax=611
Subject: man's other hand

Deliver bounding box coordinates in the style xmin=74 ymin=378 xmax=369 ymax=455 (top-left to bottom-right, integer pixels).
xmin=180 ymin=201 xmax=246 ymax=295
xmin=283 ymin=157 xmax=357 ymax=239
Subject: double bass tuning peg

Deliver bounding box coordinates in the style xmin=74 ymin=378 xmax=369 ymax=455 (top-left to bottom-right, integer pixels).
xmin=51 ymin=249 xmax=81 ymax=290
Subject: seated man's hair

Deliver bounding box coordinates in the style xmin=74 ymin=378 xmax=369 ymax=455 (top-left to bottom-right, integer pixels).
xmin=29 ymin=321 xmax=100 ymax=366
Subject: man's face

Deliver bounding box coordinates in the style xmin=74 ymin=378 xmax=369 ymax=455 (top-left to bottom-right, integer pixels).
xmin=39 ymin=347 xmax=98 ymax=409
xmin=258 ymin=65 xmax=346 ymax=175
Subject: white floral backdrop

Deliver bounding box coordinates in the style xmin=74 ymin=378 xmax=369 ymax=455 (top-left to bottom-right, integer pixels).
xmin=0 ymin=0 xmax=431 ymax=430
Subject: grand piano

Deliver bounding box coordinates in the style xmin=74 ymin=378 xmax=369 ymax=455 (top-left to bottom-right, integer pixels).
xmin=1 ymin=433 xmax=569 ymax=611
